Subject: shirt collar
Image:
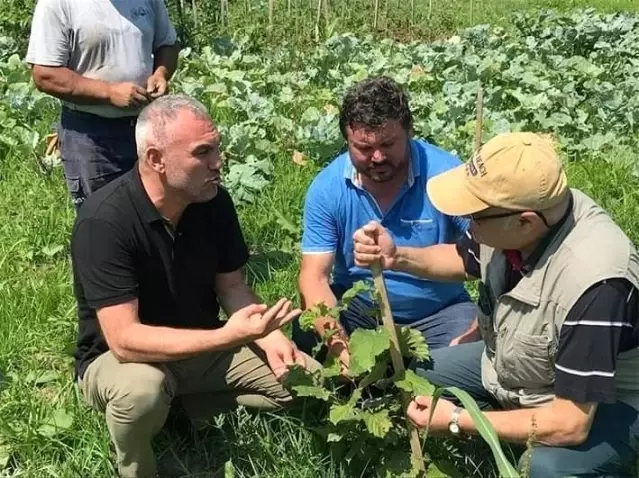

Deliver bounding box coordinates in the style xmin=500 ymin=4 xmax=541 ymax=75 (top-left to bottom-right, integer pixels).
xmin=342 ymin=139 xmax=420 ymax=188
xmin=127 ymin=163 xmax=163 ymax=224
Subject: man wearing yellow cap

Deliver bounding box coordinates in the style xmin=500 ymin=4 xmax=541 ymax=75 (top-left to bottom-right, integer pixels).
xmin=352 ymin=132 xmax=639 ymax=477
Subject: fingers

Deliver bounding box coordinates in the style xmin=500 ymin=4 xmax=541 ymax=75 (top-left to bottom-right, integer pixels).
xmin=353 ymin=221 xmax=381 ymax=245
xmin=413 ymin=395 xmax=432 ymax=407
xmin=354 ymin=252 xmax=383 ymax=267
xmin=241 ymin=303 xmax=268 ymax=318
xmin=292 ymin=346 xmax=306 ymax=368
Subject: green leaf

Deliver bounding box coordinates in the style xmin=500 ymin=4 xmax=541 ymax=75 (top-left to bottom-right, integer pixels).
xmin=358 ymin=356 xmax=390 ymax=389
xmin=298 ymin=309 xmax=318 ymax=331
xmin=329 ymin=388 xmax=362 ymax=425
xmin=394 ymin=370 xmax=435 ymax=397
xmin=282 ymin=363 xmax=315 ymax=388
xmin=291 ymin=385 xmax=332 ymax=401
xmin=427 ymin=459 xmax=464 ymax=478
xmin=339 ymin=280 xmax=371 ymax=309
xmin=327 ymin=433 xmax=343 ymax=442
xmin=428 ymin=387 xmax=520 ymax=478
xmin=349 ymin=328 xmax=391 ymax=377
xmin=322 ymin=354 xmax=343 ymax=379
xmin=360 ymin=409 xmax=393 ymax=438
xmin=37 ymin=409 xmax=73 ymax=437
xmin=397 ymin=326 xmax=430 ymax=361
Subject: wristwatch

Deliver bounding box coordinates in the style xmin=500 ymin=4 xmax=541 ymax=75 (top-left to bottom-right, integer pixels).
xmin=448 ymin=406 xmax=463 ymax=435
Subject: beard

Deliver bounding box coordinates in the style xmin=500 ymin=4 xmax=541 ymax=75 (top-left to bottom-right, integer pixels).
xmin=354 ymin=160 xmax=404 ymax=183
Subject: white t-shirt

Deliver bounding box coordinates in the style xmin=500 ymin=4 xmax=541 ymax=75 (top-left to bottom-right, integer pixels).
xmin=25 ymin=0 xmax=177 ymax=118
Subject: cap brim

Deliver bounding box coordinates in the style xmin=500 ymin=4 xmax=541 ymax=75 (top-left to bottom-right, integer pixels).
xmin=426 ymin=165 xmax=491 ymax=216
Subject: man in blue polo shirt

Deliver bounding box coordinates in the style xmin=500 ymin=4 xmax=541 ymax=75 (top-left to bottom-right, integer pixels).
xmin=294 ymin=76 xmax=477 ymax=374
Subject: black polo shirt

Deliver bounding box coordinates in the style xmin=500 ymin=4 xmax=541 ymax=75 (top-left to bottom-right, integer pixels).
xmin=455 ymin=196 xmax=639 ymax=404
xmin=70 ymin=165 xmax=249 ymax=379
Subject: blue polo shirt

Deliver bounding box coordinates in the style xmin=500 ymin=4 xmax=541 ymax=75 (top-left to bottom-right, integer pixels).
xmin=301 ymin=138 xmax=471 ymax=324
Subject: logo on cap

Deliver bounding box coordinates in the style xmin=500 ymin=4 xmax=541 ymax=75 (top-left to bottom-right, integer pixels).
xmin=466 ymin=151 xmax=487 ymax=178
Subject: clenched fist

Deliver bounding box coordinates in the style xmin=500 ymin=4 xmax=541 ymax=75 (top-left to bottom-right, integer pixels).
xmin=353 ymin=221 xmax=397 ymax=270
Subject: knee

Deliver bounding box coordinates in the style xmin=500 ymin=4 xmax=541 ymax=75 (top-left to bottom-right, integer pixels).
xmin=108 ymin=366 xmax=172 ymax=422
xmin=521 ymin=447 xmax=571 ymax=478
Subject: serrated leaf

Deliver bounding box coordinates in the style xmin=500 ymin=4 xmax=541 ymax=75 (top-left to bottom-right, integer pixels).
xmin=360 ymin=409 xmax=392 ymax=438
xmin=340 ymin=280 xmax=371 ymax=304
xmin=394 ymin=369 xmax=436 ymax=397
xmin=349 ymin=328 xmax=391 ymax=377
xmin=329 ymin=388 xmax=362 ymax=425
xmin=397 ymin=326 xmax=430 ymax=361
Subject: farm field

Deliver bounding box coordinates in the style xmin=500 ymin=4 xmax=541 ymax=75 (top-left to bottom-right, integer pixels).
xmin=1 ymin=1 xmax=639 ymax=477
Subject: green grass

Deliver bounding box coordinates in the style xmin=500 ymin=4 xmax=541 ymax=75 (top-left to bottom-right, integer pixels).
xmin=2 ymin=1 xmax=639 ymax=477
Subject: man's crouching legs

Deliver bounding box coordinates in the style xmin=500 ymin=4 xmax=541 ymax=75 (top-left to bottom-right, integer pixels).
xmin=78 ymin=352 xmax=176 ymax=478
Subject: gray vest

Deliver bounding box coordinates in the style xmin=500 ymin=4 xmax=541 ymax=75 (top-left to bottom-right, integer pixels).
xmin=478 ymin=189 xmax=639 ymax=410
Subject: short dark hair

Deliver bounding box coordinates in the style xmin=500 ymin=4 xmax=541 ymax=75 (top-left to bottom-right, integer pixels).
xmin=338 ymin=76 xmax=413 ymax=139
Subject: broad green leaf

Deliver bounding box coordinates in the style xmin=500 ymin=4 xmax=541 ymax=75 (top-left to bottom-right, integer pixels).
xmin=394 ymin=370 xmax=435 ymax=397
xmin=397 ymin=326 xmax=430 ymax=361
xmin=358 ymin=356 xmax=389 ymax=389
xmin=282 ymin=363 xmax=315 ymax=388
xmin=291 ymin=385 xmax=331 ymax=401
xmin=37 ymin=409 xmax=73 ymax=437
xmin=428 ymin=387 xmax=520 ymax=478
xmin=329 ymin=388 xmax=362 ymax=425
xmin=360 ymin=409 xmax=392 ymax=438
xmin=349 ymin=328 xmax=391 ymax=377
xmin=326 ymin=433 xmax=343 ymax=442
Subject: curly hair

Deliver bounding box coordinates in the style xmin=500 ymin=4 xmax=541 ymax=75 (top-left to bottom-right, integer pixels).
xmin=338 ymin=76 xmax=413 ymax=139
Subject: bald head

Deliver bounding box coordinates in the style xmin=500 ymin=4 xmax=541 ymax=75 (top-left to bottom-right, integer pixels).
xmin=135 ymin=94 xmax=211 ymax=159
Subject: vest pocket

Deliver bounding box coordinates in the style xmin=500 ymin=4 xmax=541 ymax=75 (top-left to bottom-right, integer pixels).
xmin=495 ymin=331 xmax=555 ymax=391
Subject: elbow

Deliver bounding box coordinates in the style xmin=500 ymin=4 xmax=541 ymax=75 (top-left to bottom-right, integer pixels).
xmin=108 ymin=340 xmax=136 ymax=363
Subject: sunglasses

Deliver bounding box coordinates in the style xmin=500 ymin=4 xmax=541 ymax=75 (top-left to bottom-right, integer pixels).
xmin=467 ymin=210 xmax=550 ymax=228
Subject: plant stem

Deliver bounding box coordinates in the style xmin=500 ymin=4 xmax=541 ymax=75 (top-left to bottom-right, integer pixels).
xmin=475 ymin=82 xmax=484 ymax=153
xmin=371 ymin=262 xmax=426 ymax=475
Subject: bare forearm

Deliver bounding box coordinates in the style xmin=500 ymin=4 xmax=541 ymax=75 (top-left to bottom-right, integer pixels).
xmin=392 ymin=244 xmax=469 ymax=282
xmin=115 ymin=323 xmax=239 ymax=362
xmin=152 ymin=44 xmax=179 ymax=80
xmin=458 ymin=403 xmax=591 ymax=446
xmin=33 ymin=66 xmax=112 ymax=105
xmin=299 ymin=274 xmax=340 ymax=337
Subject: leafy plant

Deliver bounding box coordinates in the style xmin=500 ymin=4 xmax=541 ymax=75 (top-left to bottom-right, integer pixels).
xmin=284 ymin=281 xmax=519 ymax=477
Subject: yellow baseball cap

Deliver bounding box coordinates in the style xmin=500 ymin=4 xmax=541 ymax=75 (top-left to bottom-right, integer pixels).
xmin=426 ymin=132 xmax=568 ymax=216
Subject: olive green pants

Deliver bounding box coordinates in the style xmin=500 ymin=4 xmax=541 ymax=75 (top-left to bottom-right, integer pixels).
xmin=78 ymin=345 xmax=319 ymax=478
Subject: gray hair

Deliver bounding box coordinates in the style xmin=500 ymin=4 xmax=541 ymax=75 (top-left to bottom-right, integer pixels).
xmin=135 ymin=94 xmax=211 ymax=158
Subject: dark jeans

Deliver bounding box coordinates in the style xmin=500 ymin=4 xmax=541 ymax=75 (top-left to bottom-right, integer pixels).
xmin=414 ymin=342 xmax=639 ymax=478
xmin=291 ymin=284 xmax=477 ymax=358
xmin=58 ymin=107 xmax=138 ymax=209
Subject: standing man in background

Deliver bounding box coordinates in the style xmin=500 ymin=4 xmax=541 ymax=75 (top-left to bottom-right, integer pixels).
xmin=26 ymin=0 xmax=179 ymax=209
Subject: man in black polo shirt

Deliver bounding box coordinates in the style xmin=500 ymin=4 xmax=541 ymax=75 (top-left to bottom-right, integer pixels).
xmin=352 ymin=132 xmax=639 ymax=477
xmin=70 ymin=94 xmax=319 ymax=478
